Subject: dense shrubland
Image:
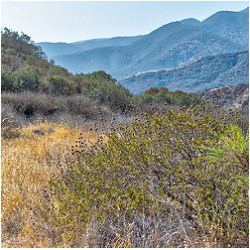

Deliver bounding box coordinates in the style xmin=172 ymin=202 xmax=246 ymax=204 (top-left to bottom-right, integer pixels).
xmin=1 ymin=28 xmax=249 ymax=247
xmin=1 ymin=28 xmax=133 ymax=112
xmin=42 ymin=106 xmax=248 ymax=247
xmin=1 ymin=28 xmax=203 ymax=114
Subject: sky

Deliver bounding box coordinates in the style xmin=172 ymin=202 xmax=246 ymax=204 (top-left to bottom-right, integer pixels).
xmin=1 ymin=1 xmax=249 ymax=43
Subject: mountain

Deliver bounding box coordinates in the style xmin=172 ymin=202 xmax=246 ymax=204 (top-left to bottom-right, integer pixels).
xmin=120 ymin=51 xmax=249 ymax=94
xmin=36 ymin=36 xmax=143 ymax=58
xmin=117 ymin=21 xmax=244 ymax=77
xmin=180 ymin=18 xmax=201 ymax=26
xmin=200 ymin=8 xmax=249 ymax=48
xmin=181 ymin=8 xmax=249 ymax=48
xmin=53 ymin=21 xmax=244 ymax=78
xmin=37 ymin=8 xmax=248 ymax=79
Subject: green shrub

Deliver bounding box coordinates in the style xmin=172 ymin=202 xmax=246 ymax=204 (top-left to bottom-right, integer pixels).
xmin=46 ymin=75 xmax=72 ymax=95
xmin=135 ymin=88 xmax=201 ymax=107
xmin=1 ymin=66 xmax=15 ymax=92
xmin=47 ymin=65 xmax=70 ymax=77
xmin=5 ymin=48 xmax=16 ymax=56
xmin=85 ymin=80 xmax=132 ymax=111
xmin=13 ymin=66 xmax=41 ymax=92
xmin=49 ymin=107 xmax=248 ymax=247
xmin=1 ymin=27 xmax=45 ymax=59
xmin=86 ymin=70 xmax=116 ymax=83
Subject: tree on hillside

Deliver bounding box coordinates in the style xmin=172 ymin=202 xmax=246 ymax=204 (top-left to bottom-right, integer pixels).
xmin=1 ymin=27 xmax=46 ymax=60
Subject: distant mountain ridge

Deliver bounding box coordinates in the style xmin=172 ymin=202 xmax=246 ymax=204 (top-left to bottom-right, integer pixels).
xmin=180 ymin=18 xmax=201 ymax=26
xmin=37 ymin=36 xmax=143 ymax=58
xmin=120 ymin=51 xmax=249 ymax=94
xmin=200 ymin=8 xmax=249 ymax=47
xmin=37 ymin=7 xmax=249 ymax=80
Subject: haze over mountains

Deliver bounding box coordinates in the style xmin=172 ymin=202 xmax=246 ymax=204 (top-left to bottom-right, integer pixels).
xmin=121 ymin=51 xmax=249 ymax=94
xmin=37 ymin=7 xmax=249 ymax=93
xmin=37 ymin=36 xmax=143 ymax=57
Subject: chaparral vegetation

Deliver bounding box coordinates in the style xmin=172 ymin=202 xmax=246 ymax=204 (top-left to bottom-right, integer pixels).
xmin=1 ymin=28 xmax=249 ymax=248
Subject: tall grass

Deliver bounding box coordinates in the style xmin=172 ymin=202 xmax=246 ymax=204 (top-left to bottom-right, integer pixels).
xmin=1 ymin=122 xmax=98 ymax=247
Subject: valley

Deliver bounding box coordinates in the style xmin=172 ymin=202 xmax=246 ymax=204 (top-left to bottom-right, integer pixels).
xmin=1 ymin=5 xmax=249 ymax=248
xmin=38 ymin=8 xmax=248 ymax=81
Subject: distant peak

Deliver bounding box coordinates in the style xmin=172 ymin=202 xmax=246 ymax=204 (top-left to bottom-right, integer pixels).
xmin=180 ymin=18 xmax=201 ymax=26
xmin=240 ymin=7 xmax=249 ymax=13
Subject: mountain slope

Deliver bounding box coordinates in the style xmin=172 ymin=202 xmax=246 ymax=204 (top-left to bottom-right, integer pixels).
xmin=120 ymin=51 xmax=249 ymax=94
xmin=37 ymin=36 xmax=143 ymax=58
xmin=54 ymin=21 xmax=243 ymax=78
xmin=122 ymin=22 xmax=243 ymax=75
xmin=200 ymin=7 xmax=249 ymax=48
xmin=38 ymin=8 xmax=248 ymax=79
xmin=180 ymin=7 xmax=249 ymax=48
xmin=180 ymin=18 xmax=201 ymax=26
xmin=200 ymin=84 xmax=249 ymax=114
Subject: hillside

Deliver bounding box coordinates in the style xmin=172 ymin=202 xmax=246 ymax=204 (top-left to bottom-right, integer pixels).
xmin=181 ymin=8 xmax=249 ymax=48
xmin=200 ymin=8 xmax=249 ymax=48
xmin=39 ymin=8 xmax=248 ymax=79
xmin=54 ymin=22 xmax=243 ymax=78
xmin=37 ymin=36 xmax=143 ymax=58
xmin=120 ymin=51 xmax=249 ymax=94
xmin=200 ymin=84 xmax=249 ymax=113
xmin=1 ymin=28 xmax=133 ymax=112
xmin=2 ymin=26 xmax=249 ymax=248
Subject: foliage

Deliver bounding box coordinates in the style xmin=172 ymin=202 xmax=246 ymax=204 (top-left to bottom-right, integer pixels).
xmin=135 ymin=87 xmax=201 ymax=107
xmin=1 ymin=29 xmax=133 ymax=112
xmin=85 ymin=78 xmax=133 ymax=111
xmin=49 ymin=107 xmax=248 ymax=247
xmin=45 ymin=75 xmax=72 ymax=95
xmin=47 ymin=65 xmax=70 ymax=77
xmin=204 ymin=124 xmax=248 ymax=164
xmin=1 ymin=65 xmax=15 ymax=92
xmin=1 ymin=26 xmax=249 ymax=248
xmin=1 ymin=91 xmax=113 ymax=123
xmin=13 ymin=66 xmax=41 ymax=92
xmin=1 ymin=27 xmax=45 ymax=59
xmin=86 ymin=70 xmax=116 ymax=83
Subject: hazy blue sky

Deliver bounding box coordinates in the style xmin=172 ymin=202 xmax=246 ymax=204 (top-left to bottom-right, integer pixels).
xmin=1 ymin=1 xmax=249 ymax=43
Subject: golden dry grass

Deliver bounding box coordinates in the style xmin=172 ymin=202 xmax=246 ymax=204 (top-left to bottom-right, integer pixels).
xmin=1 ymin=121 xmax=98 ymax=247
xmin=2 ymin=119 xmax=245 ymax=247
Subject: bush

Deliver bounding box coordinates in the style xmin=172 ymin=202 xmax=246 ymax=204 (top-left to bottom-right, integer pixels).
xmin=49 ymin=107 xmax=248 ymax=247
xmin=47 ymin=65 xmax=70 ymax=77
xmin=86 ymin=70 xmax=116 ymax=83
xmin=1 ymin=27 xmax=45 ymax=59
xmin=1 ymin=92 xmax=115 ymax=125
xmin=13 ymin=66 xmax=41 ymax=92
xmin=135 ymin=88 xmax=201 ymax=107
xmin=46 ymin=75 xmax=72 ymax=95
xmin=1 ymin=66 xmax=15 ymax=92
xmin=85 ymin=80 xmax=133 ymax=111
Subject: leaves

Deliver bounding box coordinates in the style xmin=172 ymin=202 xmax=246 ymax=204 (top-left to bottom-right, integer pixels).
xmin=49 ymin=107 xmax=249 ymax=246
